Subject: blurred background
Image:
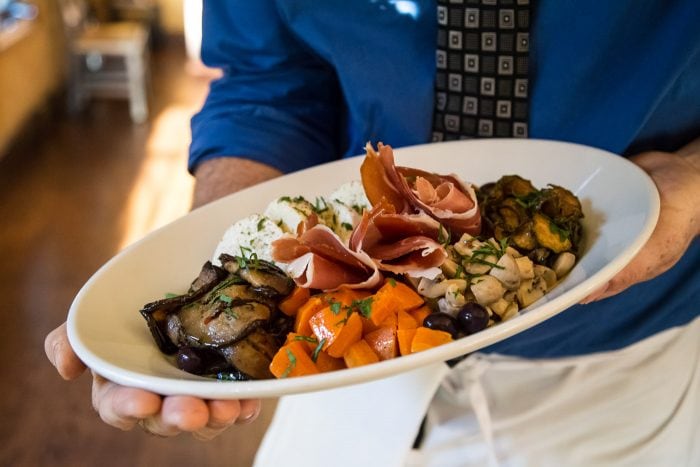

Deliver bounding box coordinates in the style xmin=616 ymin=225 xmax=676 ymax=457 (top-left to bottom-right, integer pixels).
xmin=0 ymin=1 xmax=275 ymax=465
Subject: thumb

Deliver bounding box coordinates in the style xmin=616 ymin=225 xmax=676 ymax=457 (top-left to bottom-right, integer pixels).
xmin=45 ymin=322 xmax=87 ymax=380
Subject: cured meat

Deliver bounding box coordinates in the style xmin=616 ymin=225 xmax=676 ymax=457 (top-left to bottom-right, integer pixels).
xmin=271 ymin=225 xmax=383 ymax=291
xmin=361 ymin=143 xmax=481 ymax=236
xmin=350 ymin=200 xmax=447 ymax=279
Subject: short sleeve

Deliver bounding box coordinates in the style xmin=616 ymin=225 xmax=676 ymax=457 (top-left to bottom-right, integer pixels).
xmin=189 ymin=1 xmax=341 ymax=174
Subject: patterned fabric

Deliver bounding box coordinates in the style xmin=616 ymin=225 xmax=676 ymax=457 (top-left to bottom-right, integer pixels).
xmin=433 ymin=0 xmax=531 ymax=141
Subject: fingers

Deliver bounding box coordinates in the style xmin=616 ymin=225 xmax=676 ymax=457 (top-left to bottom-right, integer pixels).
xmin=92 ymin=373 xmax=162 ymax=431
xmin=192 ymin=399 xmax=262 ymax=441
xmin=44 ymin=322 xmax=87 ymax=380
xmin=237 ymin=399 xmax=262 ymax=424
xmin=191 ymin=399 xmax=243 ymax=441
xmin=91 ymin=371 xmax=260 ymax=439
xmin=580 ymin=282 xmax=609 ymax=304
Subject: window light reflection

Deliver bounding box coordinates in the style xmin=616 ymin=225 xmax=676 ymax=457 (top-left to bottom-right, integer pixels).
xmin=117 ymin=105 xmax=195 ymax=249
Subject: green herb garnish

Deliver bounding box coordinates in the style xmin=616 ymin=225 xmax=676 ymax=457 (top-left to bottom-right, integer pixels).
xmin=294 ymin=335 xmax=318 ymax=344
xmin=329 ymin=300 xmax=342 ymax=315
xmin=313 ymin=197 xmax=329 ymax=214
xmin=311 ymin=338 xmax=326 ymax=362
xmin=280 ymin=349 xmax=297 ymax=378
xmin=351 ymin=297 xmax=374 ymax=319
xmin=548 ymin=222 xmax=570 ymax=241
xmin=218 ymin=294 xmax=233 ymax=304
xmin=351 ymin=204 xmax=364 ymax=215
xmin=223 ymin=307 xmax=239 ymax=319
xmin=438 ymin=224 xmax=451 ymax=246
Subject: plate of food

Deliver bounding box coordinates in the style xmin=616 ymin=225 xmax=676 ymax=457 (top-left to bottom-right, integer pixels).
xmin=67 ymin=139 xmax=659 ymax=399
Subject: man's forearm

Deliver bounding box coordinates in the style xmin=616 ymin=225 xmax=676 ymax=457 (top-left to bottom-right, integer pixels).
xmin=677 ymin=137 xmax=700 ymax=171
xmin=192 ymin=157 xmax=283 ymax=208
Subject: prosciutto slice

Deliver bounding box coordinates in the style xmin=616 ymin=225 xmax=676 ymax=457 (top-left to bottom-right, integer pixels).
xmin=350 ymin=201 xmax=448 ymax=279
xmin=361 ymin=143 xmax=481 ymax=236
xmin=271 ymin=225 xmax=383 ymax=291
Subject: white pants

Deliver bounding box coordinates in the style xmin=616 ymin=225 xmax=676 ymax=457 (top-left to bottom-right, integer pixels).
xmin=256 ymin=317 xmax=700 ymax=467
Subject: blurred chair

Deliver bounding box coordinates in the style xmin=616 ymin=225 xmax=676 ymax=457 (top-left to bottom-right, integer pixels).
xmin=60 ymin=0 xmax=150 ymax=123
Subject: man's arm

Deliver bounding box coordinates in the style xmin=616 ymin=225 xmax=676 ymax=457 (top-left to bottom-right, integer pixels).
xmin=192 ymin=157 xmax=283 ymax=208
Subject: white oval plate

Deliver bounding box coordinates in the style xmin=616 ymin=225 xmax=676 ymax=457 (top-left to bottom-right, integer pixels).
xmin=67 ymin=139 xmax=659 ymax=399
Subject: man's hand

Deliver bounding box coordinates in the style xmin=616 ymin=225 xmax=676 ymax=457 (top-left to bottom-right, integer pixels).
xmin=583 ymin=142 xmax=700 ymax=303
xmin=45 ymin=157 xmax=281 ymax=438
xmin=45 ymin=323 xmax=261 ymax=439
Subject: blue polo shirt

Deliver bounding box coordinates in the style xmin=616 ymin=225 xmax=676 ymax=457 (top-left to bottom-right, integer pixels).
xmin=190 ymin=0 xmax=700 ymax=358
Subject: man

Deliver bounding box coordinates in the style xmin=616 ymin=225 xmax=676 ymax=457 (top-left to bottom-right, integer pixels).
xmin=46 ymin=1 xmax=699 ymax=463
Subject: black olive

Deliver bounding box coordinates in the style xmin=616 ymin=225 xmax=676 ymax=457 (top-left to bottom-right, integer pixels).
xmin=423 ymin=312 xmax=459 ymax=339
xmin=176 ymin=347 xmax=230 ymax=375
xmin=456 ymin=303 xmax=490 ymax=335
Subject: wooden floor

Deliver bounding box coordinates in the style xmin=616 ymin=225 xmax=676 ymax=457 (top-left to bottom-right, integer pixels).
xmin=0 ymin=40 xmax=275 ymax=467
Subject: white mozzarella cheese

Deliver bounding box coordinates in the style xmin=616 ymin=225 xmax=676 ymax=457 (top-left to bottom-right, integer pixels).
xmin=211 ymin=214 xmax=285 ymax=266
xmin=328 ymin=200 xmax=360 ymax=243
xmin=264 ymin=196 xmax=317 ymax=234
xmin=328 ymin=180 xmax=371 ymax=216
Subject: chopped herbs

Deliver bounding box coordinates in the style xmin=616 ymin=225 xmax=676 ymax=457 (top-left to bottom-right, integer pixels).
xmin=465 ymin=255 xmax=504 ymax=269
xmin=513 ymin=190 xmax=544 ymax=210
xmin=335 ymin=316 xmax=349 ymax=327
xmin=311 ymin=338 xmax=326 ymax=362
xmin=294 ymin=335 xmax=318 ymax=344
xmin=235 ymin=246 xmax=259 ymax=268
xmin=388 ymin=278 xmax=397 ymax=287
xmin=280 ymin=349 xmax=297 ymax=378
xmin=218 ymin=294 xmax=233 ymax=304
xmin=341 ymin=222 xmax=353 ymax=231
xmin=351 ymin=297 xmax=374 ymax=319
xmin=313 ymin=197 xmax=329 ymax=214
xmin=438 ymin=225 xmax=451 ymax=246
xmin=548 ymin=221 xmax=570 ymax=241
xmin=223 ymin=307 xmax=239 ymax=319
xmin=329 ymin=300 xmax=342 ymax=315
xmin=256 ymin=217 xmax=267 ymax=232
xmin=164 ymin=292 xmax=179 ymax=299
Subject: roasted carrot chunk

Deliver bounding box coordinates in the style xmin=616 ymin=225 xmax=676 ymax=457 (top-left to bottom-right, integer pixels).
xmin=323 ymin=287 xmax=371 ymax=307
xmin=360 ymin=315 xmax=380 ymax=335
xmin=270 ymin=341 xmax=320 ymax=378
xmin=397 ymin=310 xmax=419 ymax=330
xmin=369 ymin=280 xmax=424 ymax=325
xmin=284 ymin=332 xmax=319 ymax=352
xmin=315 ymin=350 xmax=346 ymax=373
xmin=279 ymin=286 xmax=311 ymax=316
xmin=409 ymin=305 xmax=432 ymax=327
xmin=397 ymin=328 xmax=418 ymax=356
xmin=410 ymin=327 xmax=453 ymax=353
xmin=364 ymin=326 xmax=397 ymax=360
xmin=309 ymin=306 xmax=344 ymax=346
xmin=397 ymin=310 xmax=420 ymax=356
xmin=294 ymin=296 xmax=325 ymax=335
xmin=325 ymin=312 xmax=363 ymax=358
xmin=343 ymin=339 xmax=380 ymax=368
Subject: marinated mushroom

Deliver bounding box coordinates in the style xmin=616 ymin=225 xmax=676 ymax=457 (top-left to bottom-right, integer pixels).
xmin=471 ymin=275 xmax=505 ymax=305
xmin=489 ymin=254 xmax=521 ymax=290
xmin=552 ymin=252 xmax=577 ymax=278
